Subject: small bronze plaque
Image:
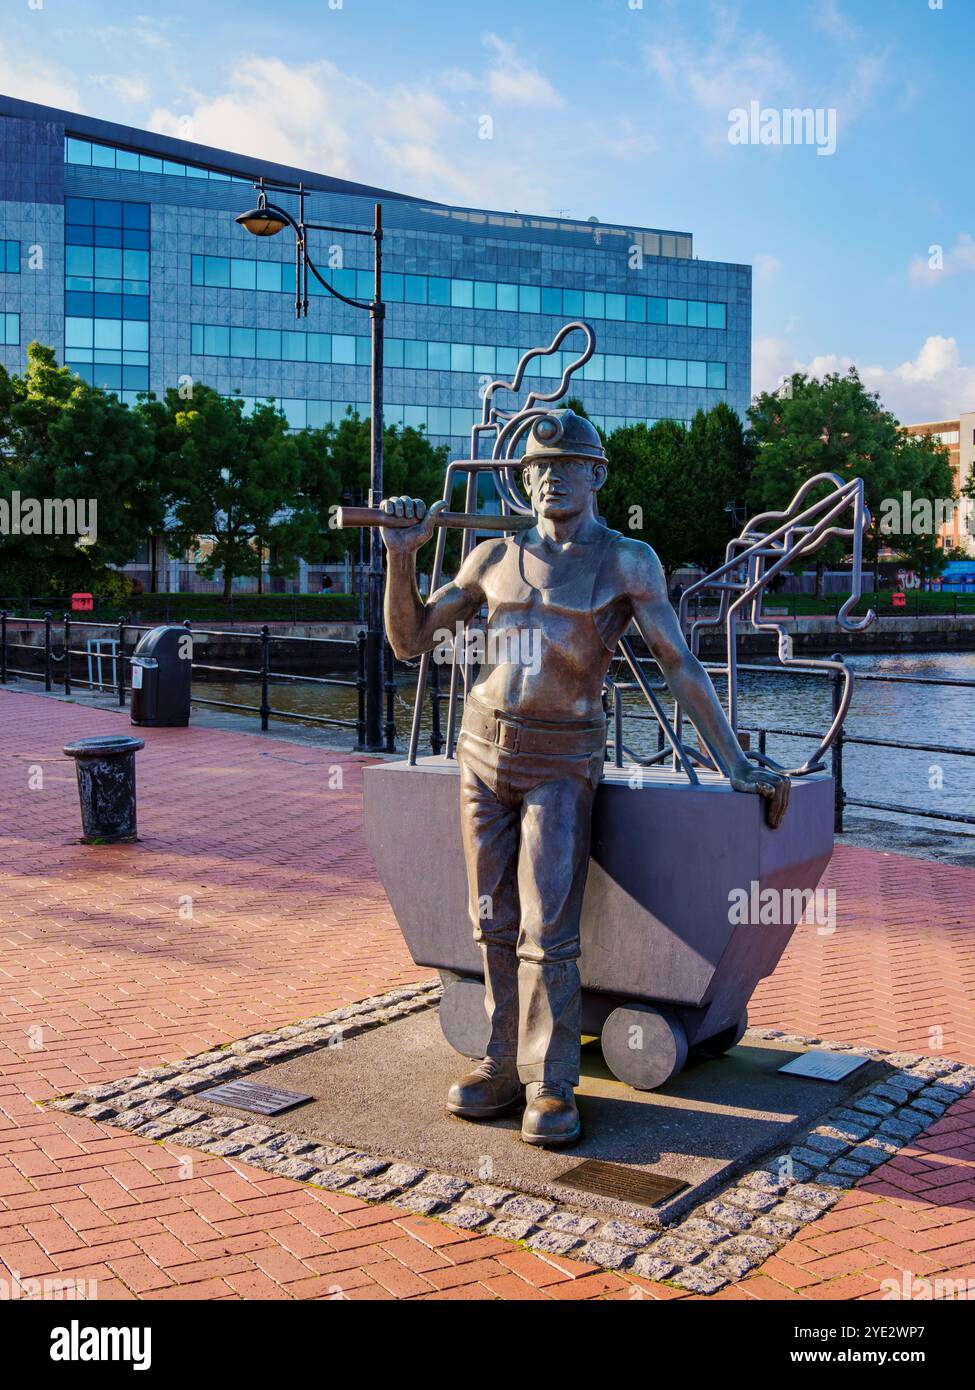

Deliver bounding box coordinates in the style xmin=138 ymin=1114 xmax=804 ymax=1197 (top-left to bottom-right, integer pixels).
xmin=779 ymin=1051 xmax=869 ymax=1083
xmin=553 ymin=1159 xmax=688 ymax=1209
xmin=200 ymin=1080 xmax=313 ymax=1116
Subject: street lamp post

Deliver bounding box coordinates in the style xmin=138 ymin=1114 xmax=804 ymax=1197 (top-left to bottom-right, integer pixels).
xmin=235 ymin=179 xmax=386 ymax=750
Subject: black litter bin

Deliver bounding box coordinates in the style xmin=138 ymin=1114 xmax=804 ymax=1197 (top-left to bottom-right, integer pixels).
xmin=63 ymin=735 xmax=145 ymax=843
xmin=130 ymin=625 xmax=192 ymax=727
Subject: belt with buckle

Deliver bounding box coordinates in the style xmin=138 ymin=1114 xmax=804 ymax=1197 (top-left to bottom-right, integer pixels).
xmin=461 ymin=697 xmax=606 ymax=756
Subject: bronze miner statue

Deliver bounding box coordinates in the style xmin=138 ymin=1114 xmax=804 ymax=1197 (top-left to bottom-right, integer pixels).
xmin=381 ymin=408 xmax=790 ymax=1147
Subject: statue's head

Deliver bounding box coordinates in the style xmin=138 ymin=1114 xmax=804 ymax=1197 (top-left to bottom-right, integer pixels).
xmin=521 ymin=409 xmax=607 ymax=520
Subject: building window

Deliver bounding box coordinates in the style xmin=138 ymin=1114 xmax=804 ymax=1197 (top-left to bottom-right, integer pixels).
xmin=1 ymin=241 xmax=20 ymax=273
xmin=190 ymin=321 xmax=727 ymax=392
xmin=222 ymin=394 xmax=690 ymax=440
xmin=65 ymin=135 xmax=251 ymax=185
xmin=64 ymin=197 xmax=150 ymax=405
xmin=189 ymin=254 xmax=729 ymax=329
xmin=2 ymin=313 xmax=20 ymax=345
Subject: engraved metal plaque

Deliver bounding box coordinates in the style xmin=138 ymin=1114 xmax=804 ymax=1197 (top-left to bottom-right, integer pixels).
xmin=553 ymin=1158 xmax=688 ymax=1209
xmin=200 ymin=1080 xmax=313 ymax=1115
xmin=778 ymin=1051 xmax=869 ymax=1083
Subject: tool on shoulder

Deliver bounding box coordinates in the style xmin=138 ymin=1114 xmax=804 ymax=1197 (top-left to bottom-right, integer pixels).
xmin=336 ymin=506 xmax=534 ymax=532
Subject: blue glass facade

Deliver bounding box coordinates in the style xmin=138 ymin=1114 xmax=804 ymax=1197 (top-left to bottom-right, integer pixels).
xmin=0 ymin=94 xmax=752 ymax=449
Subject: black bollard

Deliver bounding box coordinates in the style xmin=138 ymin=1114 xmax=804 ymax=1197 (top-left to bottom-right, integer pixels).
xmin=62 ymin=735 xmax=145 ymax=844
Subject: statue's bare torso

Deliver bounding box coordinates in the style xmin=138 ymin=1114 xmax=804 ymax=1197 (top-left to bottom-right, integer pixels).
xmin=469 ymin=526 xmax=630 ymax=721
xmin=380 ymin=439 xmax=789 ymax=824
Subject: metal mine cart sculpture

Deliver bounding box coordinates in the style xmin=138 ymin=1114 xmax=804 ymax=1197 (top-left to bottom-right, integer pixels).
xmin=342 ymin=321 xmax=875 ymax=1146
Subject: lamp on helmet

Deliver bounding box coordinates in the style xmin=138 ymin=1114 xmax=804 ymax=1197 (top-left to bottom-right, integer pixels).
xmin=522 ymin=408 xmax=606 ymax=465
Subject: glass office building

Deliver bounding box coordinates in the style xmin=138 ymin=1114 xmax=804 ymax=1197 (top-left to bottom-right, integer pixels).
xmin=0 ymin=93 xmax=751 ymax=455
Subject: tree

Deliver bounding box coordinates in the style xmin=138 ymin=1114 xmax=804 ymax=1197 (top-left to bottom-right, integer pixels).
xmin=599 ymin=419 xmax=692 ymax=576
xmin=883 ymin=430 xmax=955 ymax=581
xmin=0 ymin=343 xmax=161 ymax=597
xmin=142 ymin=386 xmax=315 ymax=601
xmin=683 ymin=404 xmax=755 ymax=572
xmin=747 ymin=368 xmax=944 ymax=594
xmin=323 ymin=409 xmax=458 ymax=570
xmin=549 ymin=402 xmax=752 ymax=578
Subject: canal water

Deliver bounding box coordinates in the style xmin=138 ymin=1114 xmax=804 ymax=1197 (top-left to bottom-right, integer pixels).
xmin=193 ymin=650 xmax=974 ymax=831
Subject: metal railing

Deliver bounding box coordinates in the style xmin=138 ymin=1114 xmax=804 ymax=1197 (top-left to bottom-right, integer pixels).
xmin=3 ymin=611 xmax=972 ymax=826
xmin=0 ymin=610 xmax=398 ymax=752
xmin=608 ymin=653 xmax=975 ymax=833
xmin=0 ymin=592 xmax=357 ymax=624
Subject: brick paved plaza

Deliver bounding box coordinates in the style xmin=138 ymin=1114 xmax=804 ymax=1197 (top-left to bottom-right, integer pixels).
xmin=2 ymin=686 xmax=974 ymax=1301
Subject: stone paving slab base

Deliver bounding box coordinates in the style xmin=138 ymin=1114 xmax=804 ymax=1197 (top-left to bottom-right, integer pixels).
xmin=48 ymin=982 xmax=975 ymax=1296
xmin=197 ymin=1007 xmax=887 ymax=1226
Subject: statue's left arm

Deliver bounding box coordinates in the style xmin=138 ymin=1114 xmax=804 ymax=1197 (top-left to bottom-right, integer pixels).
xmin=620 ymin=540 xmax=790 ymax=828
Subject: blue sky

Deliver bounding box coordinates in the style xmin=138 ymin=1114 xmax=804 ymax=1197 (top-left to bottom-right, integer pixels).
xmin=2 ymin=0 xmax=972 ymax=421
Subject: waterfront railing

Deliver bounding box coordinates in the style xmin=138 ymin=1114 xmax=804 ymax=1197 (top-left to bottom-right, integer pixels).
xmin=0 ymin=610 xmax=398 ymax=752
xmin=2 ymin=608 xmax=972 ymax=831
xmin=609 ymin=656 xmax=975 ymax=834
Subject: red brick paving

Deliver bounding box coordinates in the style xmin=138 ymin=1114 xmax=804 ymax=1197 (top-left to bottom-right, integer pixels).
xmin=1 ymin=686 xmax=974 ymax=1301
xmin=750 ymin=843 xmax=975 ymax=1061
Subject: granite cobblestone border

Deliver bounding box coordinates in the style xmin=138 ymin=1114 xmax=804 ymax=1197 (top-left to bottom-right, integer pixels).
xmin=45 ymin=985 xmax=975 ymax=1296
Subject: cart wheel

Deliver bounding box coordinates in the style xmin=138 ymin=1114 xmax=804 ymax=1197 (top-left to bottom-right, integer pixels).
xmin=693 ymin=1011 xmax=748 ymax=1058
xmin=439 ymin=977 xmax=490 ymax=1060
xmin=600 ymin=1005 xmax=688 ymax=1090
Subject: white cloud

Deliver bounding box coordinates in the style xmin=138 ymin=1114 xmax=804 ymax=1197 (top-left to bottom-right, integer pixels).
xmin=440 ymin=67 xmax=477 ymax=93
xmin=645 ymin=31 xmax=791 ymax=117
xmin=483 ymin=34 xmax=564 ymax=109
xmin=145 ymin=53 xmax=561 ymax=209
xmin=825 ymin=48 xmax=889 ymax=125
xmin=594 ymin=117 xmax=659 ymax=162
xmin=908 ymin=233 xmax=975 ymax=287
xmin=131 ymin=16 xmax=172 ymax=50
xmin=0 ymin=40 xmax=84 ymax=112
xmin=89 ymin=74 xmax=150 ymax=105
xmin=753 ymin=336 xmax=804 ymax=396
xmin=812 ymin=0 xmax=860 ymax=42
xmin=753 ymin=334 xmax=975 ymax=424
xmin=753 ymin=254 xmax=782 ymax=288
xmin=148 ymin=56 xmax=456 ymax=190
xmin=643 ymin=14 xmax=888 ymax=154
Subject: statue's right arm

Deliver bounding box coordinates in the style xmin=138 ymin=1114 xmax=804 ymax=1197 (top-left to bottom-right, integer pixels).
xmin=380 ymin=497 xmax=486 ymax=660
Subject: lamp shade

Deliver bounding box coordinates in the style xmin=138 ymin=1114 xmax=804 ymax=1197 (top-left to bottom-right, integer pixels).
xmin=235 ymin=199 xmax=289 ymax=237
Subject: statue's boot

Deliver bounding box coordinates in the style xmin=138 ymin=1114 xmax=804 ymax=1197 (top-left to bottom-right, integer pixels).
xmin=446 ymin=1056 xmax=522 ymax=1120
xmin=521 ymin=1081 xmax=581 ymax=1147
xmin=446 ymin=944 xmax=521 ymax=1120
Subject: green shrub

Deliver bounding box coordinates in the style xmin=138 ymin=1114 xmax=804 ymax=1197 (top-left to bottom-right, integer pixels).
xmin=126 ymin=592 xmax=358 ymax=624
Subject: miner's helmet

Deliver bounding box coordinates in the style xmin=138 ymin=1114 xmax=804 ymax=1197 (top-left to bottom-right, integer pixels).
xmin=522 ymin=408 xmax=606 ymax=466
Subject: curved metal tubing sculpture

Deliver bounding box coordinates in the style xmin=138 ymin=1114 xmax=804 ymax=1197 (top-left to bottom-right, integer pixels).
xmin=676 ymin=474 xmax=875 ymax=776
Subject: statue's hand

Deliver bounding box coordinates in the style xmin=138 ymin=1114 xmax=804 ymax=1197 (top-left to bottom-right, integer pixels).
xmin=729 ymin=763 xmax=791 ymax=830
xmin=379 ymin=497 xmax=445 ymax=555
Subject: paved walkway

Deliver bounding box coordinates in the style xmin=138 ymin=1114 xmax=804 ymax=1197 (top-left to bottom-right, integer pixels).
xmin=1 ymin=687 xmax=974 ymax=1300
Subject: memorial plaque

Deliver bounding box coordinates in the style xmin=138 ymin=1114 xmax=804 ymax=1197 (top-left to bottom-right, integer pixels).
xmin=553 ymin=1158 xmax=688 ymax=1209
xmin=200 ymin=1080 xmax=313 ymax=1115
xmin=778 ymin=1051 xmax=869 ymax=1083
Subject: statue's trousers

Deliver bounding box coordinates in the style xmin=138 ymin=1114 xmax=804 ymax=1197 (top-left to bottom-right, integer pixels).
xmin=457 ymin=695 xmax=606 ymax=1085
